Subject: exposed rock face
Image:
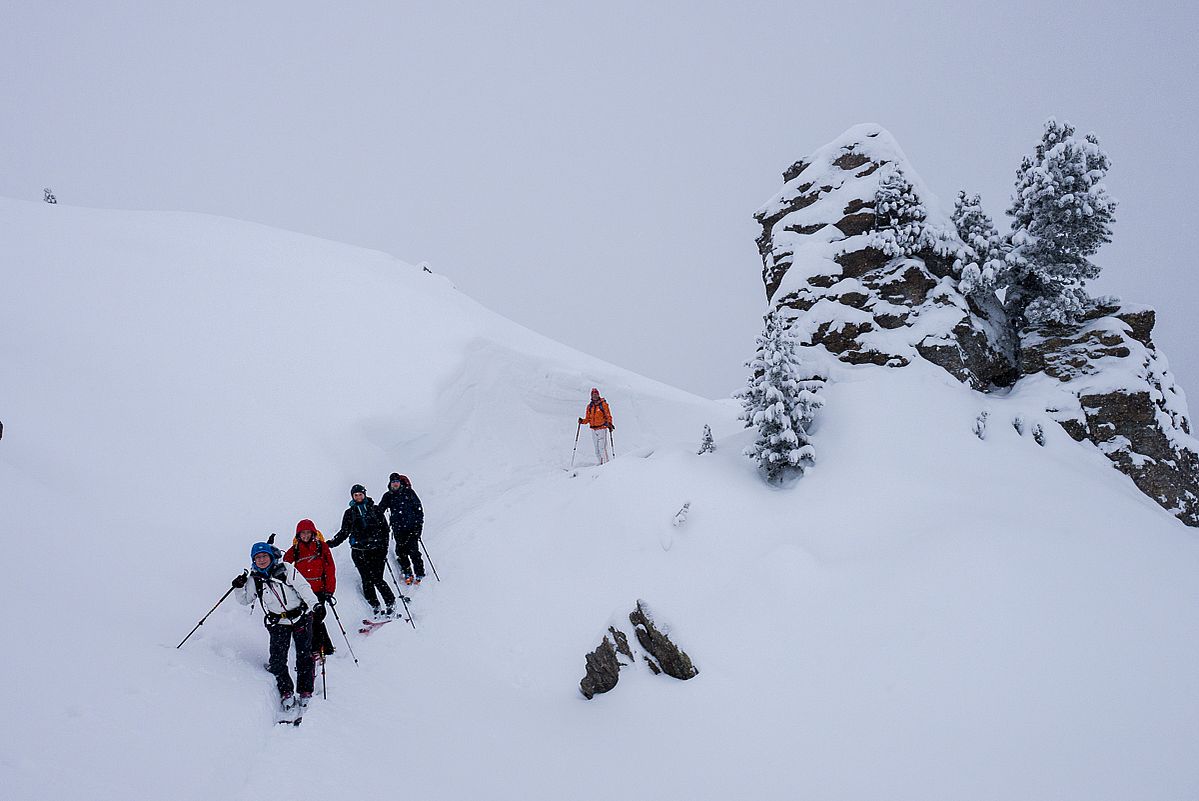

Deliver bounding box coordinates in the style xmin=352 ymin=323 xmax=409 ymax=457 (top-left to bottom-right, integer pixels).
xmin=579 ymin=627 xmax=633 ymax=700
xmin=630 ymin=600 xmax=698 ymax=680
xmin=753 ymin=124 xmax=1199 ymax=527
xmin=754 ymin=124 xmax=1015 ymax=389
xmin=1019 ymin=303 xmax=1199 ymax=526
xmin=578 ymin=601 xmax=698 ymax=699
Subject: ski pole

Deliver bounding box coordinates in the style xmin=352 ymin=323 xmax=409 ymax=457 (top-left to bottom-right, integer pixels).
xmin=569 ymin=421 xmax=581 ymax=468
xmin=609 ymin=428 xmax=616 ymax=459
xmin=177 ymin=572 xmax=245 ymax=648
xmin=418 ymin=536 xmax=441 ymax=582
xmin=385 ymin=557 xmax=417 ymax=629
xmin=326 ymin=598 xmax=359 ymax=665
xmin=320 ymin=646 xmax=327 ymax=700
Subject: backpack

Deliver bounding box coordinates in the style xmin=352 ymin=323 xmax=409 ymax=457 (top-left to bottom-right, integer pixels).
xmin=252 ymin=565 xmax=310 ymax=625
xmin=290 ymin=529 xmax=327 ymax=558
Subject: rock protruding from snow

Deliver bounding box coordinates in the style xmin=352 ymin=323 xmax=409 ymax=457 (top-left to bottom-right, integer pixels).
xmin=754 ymin=124 xmax=1014 ymax=389
xmin=578 ymin=602 xmax=697 ymax=699
xmin=579 ymin=627 xmax=634 ymax=700
xmin=1018 ymin=303 xmax=1199 ymax=526
xmin=629 ymin=600 xmax=698 ymax=680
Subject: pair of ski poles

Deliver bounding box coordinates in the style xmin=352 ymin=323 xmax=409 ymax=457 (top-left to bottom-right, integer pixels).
xmin=378 ymin=534 xmax=444 ymax=631
xmin=177 ymin=535 xmax=444 ymax=646
xmin=570 ymin=421 xmax=616 ymax=468
xmin=177 ymin=575 xmax=361 ymax=667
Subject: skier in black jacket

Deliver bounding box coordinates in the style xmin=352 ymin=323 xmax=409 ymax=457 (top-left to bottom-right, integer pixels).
xmin=329 ymin=483 xmax=396 ymax=616
xmin=378 ymin=472 xmax=426 ymax=584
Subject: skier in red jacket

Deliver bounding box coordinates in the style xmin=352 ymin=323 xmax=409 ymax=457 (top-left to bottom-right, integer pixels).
xmin=283 ymin=519 xmax=337 ymax=657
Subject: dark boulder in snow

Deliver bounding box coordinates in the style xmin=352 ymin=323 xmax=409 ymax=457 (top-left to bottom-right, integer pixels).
xmin=579 ymin=628 xmax=633 ymax=700
xmin=579 ymin=603 xmax=697 ymax=699
xmin=1019 ymin=303 xmax=1199 ymax=527
xmin=629 ymin=600 xmax=698 ymax=680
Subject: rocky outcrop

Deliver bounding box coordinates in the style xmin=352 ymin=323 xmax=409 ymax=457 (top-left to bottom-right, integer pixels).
xmin=753 ymin=124 xmax=1014 ymax=389
xmin=753 ymin=124 xmax=1199 ymax=527
xmin=579 ymin=627 xmax=634 ymax=700
xmin=578 ymin=601 xmax=698 ymax=699
xmin=1018 ymin=303 xmax=1199 ymax=526
xmin=629 ymin=601 xmax=698 ymax=679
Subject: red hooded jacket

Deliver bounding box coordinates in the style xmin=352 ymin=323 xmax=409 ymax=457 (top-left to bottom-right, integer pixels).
xmin=283 ymin=533 xmax=336 ymax=595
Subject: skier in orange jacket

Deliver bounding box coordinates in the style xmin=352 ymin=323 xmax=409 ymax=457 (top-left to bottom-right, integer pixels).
xmin=578 ymin=388 xmax=615 ymax=464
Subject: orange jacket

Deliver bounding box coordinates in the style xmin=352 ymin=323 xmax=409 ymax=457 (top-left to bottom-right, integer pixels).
xmin=581 ymin=398 xmax=613 ymax=429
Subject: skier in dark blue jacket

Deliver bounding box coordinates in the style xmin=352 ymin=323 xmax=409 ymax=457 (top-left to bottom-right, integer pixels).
xmin=329 ymin=484 xmax=395 ymax=616
xmin=378 ymin=473 xmax=426 ymax=584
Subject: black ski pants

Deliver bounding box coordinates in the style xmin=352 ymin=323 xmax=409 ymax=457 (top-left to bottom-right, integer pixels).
xmin=393 ymin=529 xmax=425 ymax=578
xmin=351 ymin=547 xmax=395 ymax=609
xmin=266 ymin=615 xmax=314 ymax=697
xmin=313 ymin=618 xmax=335 ymax=656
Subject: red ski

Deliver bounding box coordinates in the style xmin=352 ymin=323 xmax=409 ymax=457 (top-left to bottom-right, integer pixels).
xmin=358 ymin=617 xmax=405 ymax=635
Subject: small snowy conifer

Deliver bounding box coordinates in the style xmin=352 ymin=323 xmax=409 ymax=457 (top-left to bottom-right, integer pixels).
xmin=698 ymin=424 xmax=716 ymax=455
xmin=871 ymin=165 xmax=952 ymax=259
xmin=952 ymin=190 xmax=1008 ymax=299
xmin=736 ymin=314 xmax=824 ymax=483
xmin=43 ymin=188 xmax=57 ymax=204
xmin=1005 ymin=119 xmax=1117 ymax=326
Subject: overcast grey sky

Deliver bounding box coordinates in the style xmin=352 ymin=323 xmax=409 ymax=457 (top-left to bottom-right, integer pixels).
xmin=4 ymin=1 xmax=1197 ymax=400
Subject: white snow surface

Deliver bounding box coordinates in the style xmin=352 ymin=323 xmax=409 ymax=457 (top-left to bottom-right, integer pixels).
xmin=3 ymin=197 xmax=1199 ymax=800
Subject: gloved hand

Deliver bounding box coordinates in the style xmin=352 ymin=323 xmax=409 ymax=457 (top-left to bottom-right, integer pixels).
xmin=231 ymin=573 xmax=248 ymax=589
xmin=607 ymin=423 xmax=615 ymax=430
xmin=578 ymin=417 xmax=585 ymax=424
xmin=313 ymin=603 xmax=327 ymax=623
xmin=316 ymin=591 xmax=334 ymax=604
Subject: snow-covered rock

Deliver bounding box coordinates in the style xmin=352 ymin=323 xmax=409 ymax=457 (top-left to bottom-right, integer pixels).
xmin=578 ymin=600 xmax=697 ymax=698
xmin=757 ymin=125 xmax=1199 ymax=527
xmin=754 ymin=124 xmax=1014 ymax=389
xmin=1017 ymin=302 xmax=1199 ymax=525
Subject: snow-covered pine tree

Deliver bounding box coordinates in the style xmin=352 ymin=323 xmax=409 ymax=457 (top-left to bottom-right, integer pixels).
xmin=698 ymin=424 xmax=715 ymax=455
xmin=1005 ymin=119 xmax=1117 ymax=327
xmin=43 ymin=188 xmax=57 ymax=204
xmin=736 ymin=313 xmax=824 ymax=484
xmin=952 ymin=190 xmax=1009 ymax=299
xmin=871 ymin=164 xmax=952 ymax=259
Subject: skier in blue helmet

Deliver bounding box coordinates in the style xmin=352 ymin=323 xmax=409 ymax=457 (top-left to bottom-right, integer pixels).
xmin=232 ymin=540 xmax=319 ymax=719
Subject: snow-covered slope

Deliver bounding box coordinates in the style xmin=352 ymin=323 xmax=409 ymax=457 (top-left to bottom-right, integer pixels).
xmin=3 ymin=198 xmax=1198 ymax=801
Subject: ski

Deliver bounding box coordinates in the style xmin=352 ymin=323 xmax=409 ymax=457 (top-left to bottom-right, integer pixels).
xmin=358 ymin=616 xmax=406 ymax=635
xmin=278 ymin=695 xmax=311 ymax=726
xmin=277 ymin=697 xmax=301 ymax=726
xmin=290 ymin=696 xmax=310 ymax=726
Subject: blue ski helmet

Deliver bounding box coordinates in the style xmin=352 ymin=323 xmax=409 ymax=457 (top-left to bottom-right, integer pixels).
xmin=250 ymin=541 xmax=276 ymax=573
